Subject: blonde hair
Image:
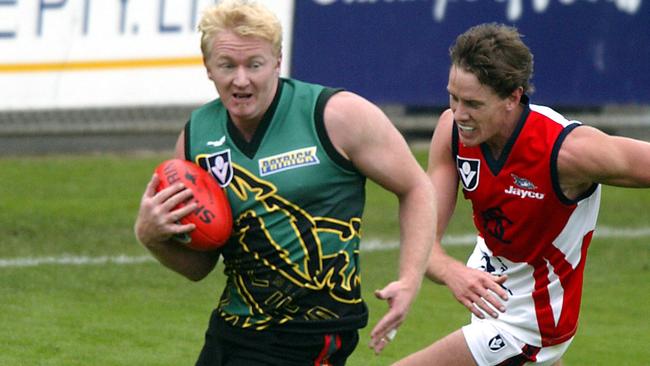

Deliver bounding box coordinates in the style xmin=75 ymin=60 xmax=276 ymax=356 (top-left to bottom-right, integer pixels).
xmin=198 ymin=0 xmax=282 ymax=61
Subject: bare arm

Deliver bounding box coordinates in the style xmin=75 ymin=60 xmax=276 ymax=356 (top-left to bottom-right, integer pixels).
xmin=559 ymin=125 xmax=650 ymax=198
xmin=425 ymin=110 xmax=508 ymax=319
xmin=133 ymin=130 xmax=220 ymax=281
xmin=424 ymin=109 xmax=461 ymax=283
xmin=324 ymin=92 xmax=436 ymax=354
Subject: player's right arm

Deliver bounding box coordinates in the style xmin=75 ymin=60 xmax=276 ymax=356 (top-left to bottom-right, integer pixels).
xmin=558 ymin=125 xmax=650 ymax=197
xmin=134 ymin=130 xmax=220 ymax=281
xmin=425 ymin=109 xmax=508 ymax=319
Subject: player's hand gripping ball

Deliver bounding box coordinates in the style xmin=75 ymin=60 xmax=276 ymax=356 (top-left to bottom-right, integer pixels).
xmin=154 ymin=159 xmax=233 ymax=251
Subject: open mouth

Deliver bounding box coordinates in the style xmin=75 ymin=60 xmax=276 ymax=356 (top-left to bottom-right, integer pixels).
xmin=457 ymin=123 xmax=476 ymax=132
xmin=233 ymin=93 xmax=253 ymax=100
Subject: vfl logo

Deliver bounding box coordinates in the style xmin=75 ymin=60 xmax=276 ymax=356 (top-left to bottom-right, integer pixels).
xmin=488 ymin=334 xmax=507 ymax=352
xmin=206 ymin=150 xmax=233 ymax=187
xmin=457 ymin=157 xmax=480 ymax=191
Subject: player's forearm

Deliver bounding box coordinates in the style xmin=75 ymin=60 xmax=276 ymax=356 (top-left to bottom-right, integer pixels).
xmin=424 ymin=177 xmax=460 ymax=285
xmin=141 ymin=238 xmax=219 ymax=281
xmin=425 ymin=241 xmax=465 ymax=285
xmin=397 ymin=181 xmax=436 ymax=291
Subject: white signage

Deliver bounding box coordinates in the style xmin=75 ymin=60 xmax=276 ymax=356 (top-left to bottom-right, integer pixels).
xmin=0 ymin=0 xmax=294 ymax=110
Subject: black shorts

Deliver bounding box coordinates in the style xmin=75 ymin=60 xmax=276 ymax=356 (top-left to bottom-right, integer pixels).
xmin=195 ymin=314 xmax=360 ymax=366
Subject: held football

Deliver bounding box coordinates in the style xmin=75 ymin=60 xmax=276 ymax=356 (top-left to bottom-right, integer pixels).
xmin=154 ymin=159 xmax=233 ymax=251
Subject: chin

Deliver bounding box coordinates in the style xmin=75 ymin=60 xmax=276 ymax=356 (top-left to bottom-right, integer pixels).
xmin=229 ymin=105 xmax=254 ymax=118
xmin=458 ymin=135 xmax=481 ymax=147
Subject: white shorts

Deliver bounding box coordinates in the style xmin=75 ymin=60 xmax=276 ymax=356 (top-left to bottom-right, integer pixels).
xmin=462 ymin=321 xmax=573 ymax=366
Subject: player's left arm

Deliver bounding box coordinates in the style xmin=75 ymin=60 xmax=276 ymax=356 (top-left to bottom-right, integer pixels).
xmin=324 ymin=91 xmax=436 ymax=354
xmin=558 ymin=125 xmax=650 ymax=196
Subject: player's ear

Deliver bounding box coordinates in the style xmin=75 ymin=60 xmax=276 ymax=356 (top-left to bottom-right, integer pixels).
xmin=506 ymin=87 xmax=524 ymax=111
xmin=275 ymin=52 xmax=282 ymax=76
xmin=204 ymin=57 xmax=214 ymax=81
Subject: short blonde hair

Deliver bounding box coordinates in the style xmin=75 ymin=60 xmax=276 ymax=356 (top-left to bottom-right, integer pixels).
xmin=198 ymin=0 xmax=282 ymax=61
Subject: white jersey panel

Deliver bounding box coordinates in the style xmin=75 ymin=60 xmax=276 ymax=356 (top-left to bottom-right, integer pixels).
xmin=552 ymin=186 xmax=601 ymax=268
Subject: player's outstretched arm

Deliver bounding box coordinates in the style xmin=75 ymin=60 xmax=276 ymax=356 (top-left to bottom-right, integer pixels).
xmin=323 ymin=92 xmax=437 ymax=354
xmin=559 ymin=125 xmax=650 ymax=195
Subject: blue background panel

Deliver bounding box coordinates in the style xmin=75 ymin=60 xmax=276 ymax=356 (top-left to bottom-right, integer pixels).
xmin=291 ymin=1 xmax=649 ymax=107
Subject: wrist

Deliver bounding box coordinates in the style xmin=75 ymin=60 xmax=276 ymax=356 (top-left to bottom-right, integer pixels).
xmin=427 ymin=255 xmax=460 ymax=285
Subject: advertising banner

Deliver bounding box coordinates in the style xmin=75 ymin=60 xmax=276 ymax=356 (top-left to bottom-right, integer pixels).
xmin=0 ymin=0 xmax=294 ymax=110
xmin=292 ymin=0 xmax=648 ymax=106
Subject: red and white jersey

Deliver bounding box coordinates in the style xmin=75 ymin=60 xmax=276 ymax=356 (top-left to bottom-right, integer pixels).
xmin=454 ymin=100 xmax=601 ymax=347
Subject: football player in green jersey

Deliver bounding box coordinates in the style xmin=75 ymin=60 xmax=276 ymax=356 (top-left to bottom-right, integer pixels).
xmin=134 ymin=1 xmax=436 ymax=365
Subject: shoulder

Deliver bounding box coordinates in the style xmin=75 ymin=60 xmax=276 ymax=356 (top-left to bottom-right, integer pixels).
xmin=558 ymin=124 xmax=608 ymax=165
xmin=559 ymin=123 xmax=603 ymax=146
xmin=430 ymin=109 xmax=454 ymax=149
xmin=324 ymin=91 xmax=383 ymax=124
xmin=194 ymin=98 xmax=223 ymax=114
xmin=324 ymin=92 xmax=389 ymax=143
xmin=322 ymin=91 xmax=400 ymax=161
xmin=556 ymin=124 xmax=608 ymax=194
xmin=436 ymin=109 xmax=455 ymax=131
xmin=189 ymin=99 xmax=225 ymax=126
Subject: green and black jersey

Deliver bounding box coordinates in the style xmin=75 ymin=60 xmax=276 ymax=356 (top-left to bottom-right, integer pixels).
xmin=185 ymin=78 xmax=368 ymax=334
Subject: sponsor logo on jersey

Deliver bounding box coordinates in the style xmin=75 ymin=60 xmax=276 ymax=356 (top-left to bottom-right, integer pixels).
xmin=504 ymin=174 xmax=545 ymax=200
xmin=488 ymin=334 xmax=507 ymax=352
xmin=457 ymin=156 xmax=480 ymax=191
xmin=511 ymin=173 xmax=537 ymax=190
xmin=206 ymin=149 xmax=233 ymax=187
xmin=258 ymin=146 xmax=320 ymax=176
xmin=206 ymin=136 xmax=226 ymax=147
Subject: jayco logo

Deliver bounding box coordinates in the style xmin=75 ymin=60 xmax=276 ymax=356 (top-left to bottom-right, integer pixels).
xmin=504 ymin=173 xmax=545 ymax=200
xmin=504 ymin=186 xmax=545 ymax=199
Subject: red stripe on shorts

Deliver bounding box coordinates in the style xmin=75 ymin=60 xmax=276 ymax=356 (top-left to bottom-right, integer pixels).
xmin=314 ymin=334 xmax=342 ymax=366
xmin=496 ymin=344 xmax=541 ymax=366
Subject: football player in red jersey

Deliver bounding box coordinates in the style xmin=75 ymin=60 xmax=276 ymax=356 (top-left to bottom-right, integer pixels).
xmin=395 ymin=23 xmax=650 ymax=366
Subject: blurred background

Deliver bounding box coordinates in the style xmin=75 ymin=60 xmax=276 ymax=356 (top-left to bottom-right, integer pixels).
xmin=1 ymin=0 xmax=649 ymax=154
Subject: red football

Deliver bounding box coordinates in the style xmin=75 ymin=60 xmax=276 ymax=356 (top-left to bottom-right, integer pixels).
xmin=154 ymin=159 xmax=233 ymax=251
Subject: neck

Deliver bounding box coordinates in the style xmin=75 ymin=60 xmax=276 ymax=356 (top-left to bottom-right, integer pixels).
xmin=232 ymin=119 xmax=259 ymax=142
xmin=485 ymin=104 xmax=524 ymax=159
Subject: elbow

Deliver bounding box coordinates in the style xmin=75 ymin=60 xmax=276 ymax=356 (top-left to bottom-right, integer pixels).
xmin=179 ymin=255 xmax=220 ymax=282
xmin=185 ymin=273 xmax=208 ymax=282
xmin=178 ymin=266 xmax=212 ymax=282
xmin=180 ymin=262 xmax=216 ymax=282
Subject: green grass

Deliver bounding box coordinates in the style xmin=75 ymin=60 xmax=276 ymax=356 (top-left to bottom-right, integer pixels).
xmin=1 ymin=151 xmax=649 ymax=365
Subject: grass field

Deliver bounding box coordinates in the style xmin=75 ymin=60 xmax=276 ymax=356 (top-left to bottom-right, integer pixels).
xmin=1 ymin=151 xmax=649 ymax=365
